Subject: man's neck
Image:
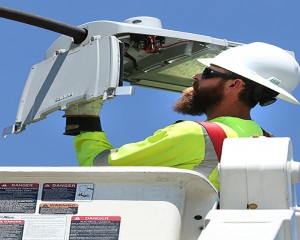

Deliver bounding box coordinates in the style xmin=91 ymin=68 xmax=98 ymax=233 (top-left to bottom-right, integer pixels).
xmin=206 ymin=102 xmax=252 ymax=121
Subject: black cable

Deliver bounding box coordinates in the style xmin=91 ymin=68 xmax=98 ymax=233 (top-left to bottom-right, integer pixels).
xmin=124 ymin=52 xmax=140 ymax=70
xmin=0 ymin=6 xmax=87 ymax=44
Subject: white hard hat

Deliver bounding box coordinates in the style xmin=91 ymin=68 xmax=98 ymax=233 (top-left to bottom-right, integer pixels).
xmin=198 ymin=42 xmax=300 ymax=104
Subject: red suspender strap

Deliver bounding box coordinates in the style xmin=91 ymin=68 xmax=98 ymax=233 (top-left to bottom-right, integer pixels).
xmin=197 ymin=122 xmax=272 ymax=162
xmin=197 ymin=121 xmax=227 ymax=162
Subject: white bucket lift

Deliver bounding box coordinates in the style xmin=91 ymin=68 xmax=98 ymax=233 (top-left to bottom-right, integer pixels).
xmin=0 ymin=167 xmax=218 ymax=240
xmin=199 ymin=137 xmax=300 ymax=240
xmin=0 ymin=137 xmax=299 ymax=240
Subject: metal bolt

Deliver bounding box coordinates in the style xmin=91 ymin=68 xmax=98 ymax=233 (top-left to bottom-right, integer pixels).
xmin=247 ymin=203 xmax=258 ymax=209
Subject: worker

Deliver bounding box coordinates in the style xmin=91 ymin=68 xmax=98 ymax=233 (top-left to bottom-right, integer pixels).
xmin=63 ymin=42 xmax=300 ymax=191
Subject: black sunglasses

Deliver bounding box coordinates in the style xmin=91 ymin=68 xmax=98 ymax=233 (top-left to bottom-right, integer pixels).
xmin=202 ymin=68 xmax=237 ymax=80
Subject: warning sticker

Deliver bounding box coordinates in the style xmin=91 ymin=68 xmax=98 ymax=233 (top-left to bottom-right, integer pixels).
xmin=42 ymin=183 xmax=94 ymax=202
xmin=42 ymin=183 xmax=77 ymax=202
xmin=0 ymin=215 xmax=67 ymax=239
xmin=69 ymin=216 xmax=121 ymax=240
xmin=39 ymin=203 xmax=78 ymax=214
xmin=0 ymin=183 xmax=39 ymax=213
xmin=0 ymin=220 xmax=24 ymax=239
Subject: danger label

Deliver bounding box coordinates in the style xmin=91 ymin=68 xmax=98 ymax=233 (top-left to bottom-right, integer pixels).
xmin=0 ymin=220 xmax=24 ymax=239
xmin=39 ymin=203 xmax=78 ymax=214
xmin=69 ymin=216 xmax=121 ymax=240
xmin=0 ymin=216 xmax=67 ymax=239
xmin=0 ymin=183 xmax=38 ymax=188
xmin=42 ymin=183 xmax=77 ymax=201
xmin=0 ymin=183 xmax=39 ymax=213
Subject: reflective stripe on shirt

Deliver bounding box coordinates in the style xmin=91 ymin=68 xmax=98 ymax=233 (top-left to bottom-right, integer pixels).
xmin=193 ymin=125 xmax=218 ymax=178
xmin=94 ymin=149 xmax=118 ymax=166
xmin=93 ymin=125 xmax=219 ymax=179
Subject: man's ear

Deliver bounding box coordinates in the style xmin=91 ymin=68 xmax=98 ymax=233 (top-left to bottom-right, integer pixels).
xmin=228 ymin=79 xmax=244 ymax=89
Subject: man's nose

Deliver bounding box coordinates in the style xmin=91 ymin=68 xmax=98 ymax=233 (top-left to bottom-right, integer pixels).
xmin=193 ymin=73 xmax=202 ymax=81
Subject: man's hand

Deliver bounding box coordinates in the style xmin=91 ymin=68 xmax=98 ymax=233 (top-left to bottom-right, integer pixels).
xmin=65 ymin=98 xmax=104 ymax=117
xmin=64 ymin=97 xmax=104 ymax=136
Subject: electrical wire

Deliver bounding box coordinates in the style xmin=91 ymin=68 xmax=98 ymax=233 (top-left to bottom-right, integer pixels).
xmin=0 ymin=6 xmax=87 ymax=44
xmin=159 ymin=40 xmax=193 ymax=49
xmin=143 ymin=36 xmax=193 ymax=53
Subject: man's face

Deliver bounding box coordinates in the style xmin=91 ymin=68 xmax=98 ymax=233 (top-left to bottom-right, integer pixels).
xmin=173 ymin=66 xmax=228 ymax=116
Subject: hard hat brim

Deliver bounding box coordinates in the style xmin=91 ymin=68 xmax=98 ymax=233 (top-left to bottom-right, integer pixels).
xmin=197 ymin=58 xmax=300 ymax=105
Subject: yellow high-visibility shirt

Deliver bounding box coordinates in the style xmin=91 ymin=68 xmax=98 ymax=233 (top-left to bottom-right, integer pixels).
xmin=74 ymin=117 xmax=266 ymax=190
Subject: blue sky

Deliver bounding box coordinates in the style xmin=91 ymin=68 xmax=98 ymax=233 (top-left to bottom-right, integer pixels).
xmin=1 ymin=1 xmax=300 ymax=200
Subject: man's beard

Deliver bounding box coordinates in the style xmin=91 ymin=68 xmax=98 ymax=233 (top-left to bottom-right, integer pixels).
xmin=173 ymin=80 xmax=225 ymax=116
